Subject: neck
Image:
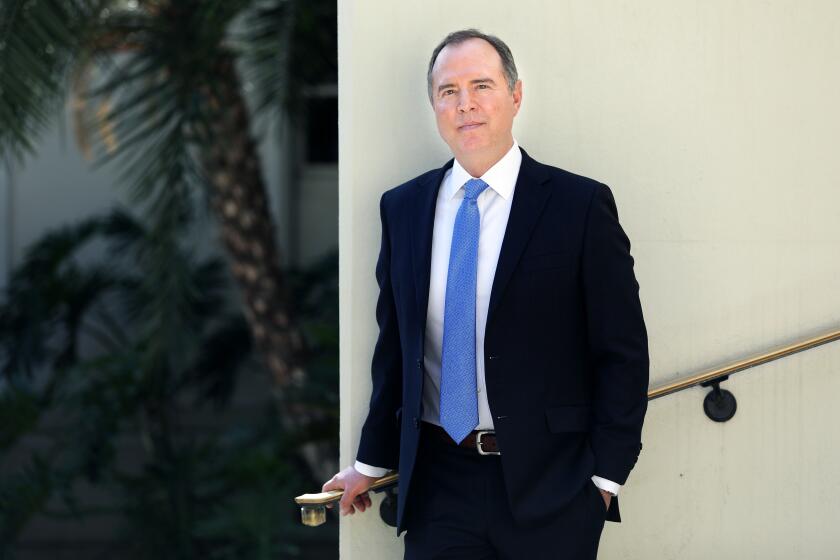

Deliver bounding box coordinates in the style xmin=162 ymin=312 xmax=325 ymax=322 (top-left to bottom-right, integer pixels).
xmin=456 ymin=139 xmax=514 ymax=178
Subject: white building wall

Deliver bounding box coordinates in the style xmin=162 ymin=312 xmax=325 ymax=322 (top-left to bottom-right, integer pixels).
xmin=0 ymin=156 xmax=12 ymax=284
xmin=338 ymin=1 xmax=840 ymax=558
xmin=0 ymin=115 xmax=129 ymax=285
xmin=0 ymin=105 xmax=333 ymax=284
xmin=297 ymin=164 xmax=339 ymax=266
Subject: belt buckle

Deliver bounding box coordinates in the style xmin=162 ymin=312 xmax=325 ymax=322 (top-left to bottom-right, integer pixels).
xmin=475 ymin=430 xmax=500 ymax=456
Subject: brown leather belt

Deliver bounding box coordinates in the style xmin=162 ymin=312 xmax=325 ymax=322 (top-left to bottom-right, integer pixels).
xmin=425 ymin=422 xmax=501 ymax=455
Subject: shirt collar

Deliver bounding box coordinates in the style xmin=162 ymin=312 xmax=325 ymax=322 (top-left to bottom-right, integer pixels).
xmin=446 ymin=140 xmax=522 ymax=201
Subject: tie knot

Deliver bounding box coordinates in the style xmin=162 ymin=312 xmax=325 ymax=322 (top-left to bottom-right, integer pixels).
xmin=462 ymin=178 xmax=490 ymax=201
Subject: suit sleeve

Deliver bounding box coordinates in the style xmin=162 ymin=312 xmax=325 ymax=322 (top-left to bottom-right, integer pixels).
xmin=581 ymin=184 xmax=649 ymax=485
xmin=355 ymin=192 xmax=403 ymax=470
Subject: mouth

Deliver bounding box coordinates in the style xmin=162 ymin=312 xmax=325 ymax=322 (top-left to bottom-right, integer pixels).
xmin=458 ymin=122 xmax=484 ymax=131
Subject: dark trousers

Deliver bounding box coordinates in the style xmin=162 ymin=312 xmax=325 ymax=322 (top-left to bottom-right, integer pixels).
xmin=403 ymin=422 xmax=607 ymax=560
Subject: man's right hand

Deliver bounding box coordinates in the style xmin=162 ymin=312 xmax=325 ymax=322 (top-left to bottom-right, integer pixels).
xmin=322 ymin=465 xmax=379 ymax=516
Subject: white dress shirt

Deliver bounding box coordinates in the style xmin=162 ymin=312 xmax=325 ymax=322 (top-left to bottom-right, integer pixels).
xmin=356 ymin=141 xmax=620 ymax=496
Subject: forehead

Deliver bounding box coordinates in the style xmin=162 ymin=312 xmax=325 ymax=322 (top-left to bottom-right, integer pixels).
xmin=432 ymin=38 xmax=505 ymax=85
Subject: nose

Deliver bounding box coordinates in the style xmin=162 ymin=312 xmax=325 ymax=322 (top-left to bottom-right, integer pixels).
xmin=456 ymin=89 xmax=476 ymax=113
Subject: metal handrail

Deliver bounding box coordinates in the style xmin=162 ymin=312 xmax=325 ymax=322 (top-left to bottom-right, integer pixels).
xmin=647 ymin=327 xmax=840 ymax=400
xmin=295 ymin=326 xmax=840 ymax=525
xmin=295 ymin=473 xmax=399 ymax=526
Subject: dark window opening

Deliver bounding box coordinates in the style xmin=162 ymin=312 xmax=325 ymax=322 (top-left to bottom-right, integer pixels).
xmin=306 ymin=96 xmax=338 ymax=163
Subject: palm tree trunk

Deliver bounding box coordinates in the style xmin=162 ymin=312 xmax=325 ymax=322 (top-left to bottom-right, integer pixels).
xmin=201 ymin=54 xmax=305 ymax=387
xmin=201 ymin=56 xmax=339 ymax=482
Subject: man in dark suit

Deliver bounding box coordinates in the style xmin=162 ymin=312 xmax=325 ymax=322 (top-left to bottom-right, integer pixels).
xmin=323 ymin=29 xmax=648 ymax=559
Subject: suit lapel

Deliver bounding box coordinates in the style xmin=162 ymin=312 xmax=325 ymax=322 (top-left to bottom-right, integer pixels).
xmin=409 ymin=150 xmax=551 ymax=338
xmin=487 ymin=149 xmax=552 ymax=324
xmin=410 ymin=159 xmax=453 ymax=339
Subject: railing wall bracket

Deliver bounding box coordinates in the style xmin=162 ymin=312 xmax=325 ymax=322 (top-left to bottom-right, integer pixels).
xmin=294 ymin=472 xmax=400 ymax=527
xmin=700 ymin=375 xmax=737 ymax=422
xmin=378 ymin=486 xmax=398 ymax=527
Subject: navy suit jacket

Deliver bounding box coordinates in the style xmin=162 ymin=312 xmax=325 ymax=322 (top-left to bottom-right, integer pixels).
xmin=356 ymin=148 xmax=649 ymax=535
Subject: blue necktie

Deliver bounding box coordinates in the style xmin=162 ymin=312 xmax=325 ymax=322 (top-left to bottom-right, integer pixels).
xmin=440 ymin=178 xmax=491 ymax=444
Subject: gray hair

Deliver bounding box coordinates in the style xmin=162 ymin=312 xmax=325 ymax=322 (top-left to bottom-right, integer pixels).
xmin=427 ymin=29 xmax=519 ymax=102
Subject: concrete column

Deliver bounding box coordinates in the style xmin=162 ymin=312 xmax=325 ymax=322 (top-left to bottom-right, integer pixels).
xmin=339 ymin=1 xmax=840 ymax=558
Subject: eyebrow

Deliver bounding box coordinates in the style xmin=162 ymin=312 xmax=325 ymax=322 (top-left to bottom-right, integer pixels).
xmin=437 ymin=77 xmax=497 ymax=94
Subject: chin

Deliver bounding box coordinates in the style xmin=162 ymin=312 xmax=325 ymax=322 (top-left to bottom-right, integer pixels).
xmin=458 ymin=138 xmax=490 ymax=154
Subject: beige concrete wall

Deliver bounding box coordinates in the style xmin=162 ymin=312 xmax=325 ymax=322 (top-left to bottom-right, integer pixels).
xmin=338 ymin=1 xmax=840 ymax=558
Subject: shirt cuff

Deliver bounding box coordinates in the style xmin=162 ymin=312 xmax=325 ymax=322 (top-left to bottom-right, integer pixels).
xmin=354 ymin=460 xmax=390 ymax=478
xmin=591 ymin=475 xmax=621 ymax=496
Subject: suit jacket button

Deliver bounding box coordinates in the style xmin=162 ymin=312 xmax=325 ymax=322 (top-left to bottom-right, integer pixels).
xmin=413 ymin=417 xmax=420 ymax=429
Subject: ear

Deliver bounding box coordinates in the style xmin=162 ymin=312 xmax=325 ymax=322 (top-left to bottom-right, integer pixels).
xmin=512 ymin=80 xmax=523 ymax=114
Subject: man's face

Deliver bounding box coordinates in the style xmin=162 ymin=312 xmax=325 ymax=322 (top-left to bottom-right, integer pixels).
xmin=430 ymin=38 xmax=522 ymax=163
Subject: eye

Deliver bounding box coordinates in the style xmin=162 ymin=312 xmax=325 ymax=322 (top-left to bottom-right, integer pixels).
xmin=476 ymin=83 xmax=490 ymax=89
xmin=442 ymin=89 xmax=455 ymax=96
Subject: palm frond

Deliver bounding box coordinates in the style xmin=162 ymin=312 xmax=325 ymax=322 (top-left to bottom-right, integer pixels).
xmin=236 ymin=0 xmax=336 ymax=119
xmin=0 ymin=387 xmax=41 ymax=451
xmin=0 ymin=215 xmax=110 ymax=377
xmin=188 ymin=314 xmax=252 ymax=408
xmin=285 ymin=0 xmax=337 ymax=89
xmin=0 ymin=0 xmax=110 ymax=160
xmin=235 ymin=0 xmax=292 ymax=118
xmin=0 ymin=454 xmax=55 ymax=547
xmin=74 ymin=0 xmax=251 ymax=227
